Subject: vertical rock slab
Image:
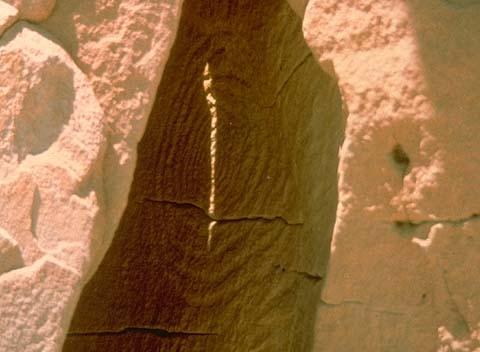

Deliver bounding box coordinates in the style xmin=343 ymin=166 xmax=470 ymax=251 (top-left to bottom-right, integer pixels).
xmin=66 ymin=0 xmax=344 ymax=350
xmin=303 ymin=0 xmax=480 ymax=350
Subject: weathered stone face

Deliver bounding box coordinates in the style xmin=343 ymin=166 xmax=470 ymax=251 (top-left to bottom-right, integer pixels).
xmin=0 ymin=22 xmax=105 ymax=351
xmin=304 ymin=0 xmax=480 ymax=350
xmin=2 ymin=0 xmax=480 ymax=350
xmin=64 ymin=0 xmax=344 ymax=350
xmin=0 ymin=0 xmax=183 ymax=351
xmin=2 ymin=0 xmax=55 ymax=22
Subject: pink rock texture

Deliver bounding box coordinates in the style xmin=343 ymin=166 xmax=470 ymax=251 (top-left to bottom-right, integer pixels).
xmin=303 ymin=0 xmax=480 ymax=350
xmin=3 ymin=0 xmax=56 ymax=22
xmin=0 ymin=22 xmax=105 ymax=351
xmin=0 ymin=0 xmax=183 ymax=351
xmin=0 ymin=1 xmax=18 ymax=36
xmin=1 ymin=0 xmax=480 ymax=350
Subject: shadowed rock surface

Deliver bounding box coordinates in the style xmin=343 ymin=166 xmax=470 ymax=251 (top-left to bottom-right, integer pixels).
xmin=64 ymin=0 xmax=345 ymax=350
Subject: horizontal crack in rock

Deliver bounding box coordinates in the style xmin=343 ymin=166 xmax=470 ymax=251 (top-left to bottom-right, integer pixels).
xmin=394 ymin=213 xmax=480 ymax=229
xmin=68 ymin=327 xmax=218 ymax=338
xmin=141 ymin=197 xmax=304 ymax=226
xmin=274 ymin=264 xmax=323 ymax=281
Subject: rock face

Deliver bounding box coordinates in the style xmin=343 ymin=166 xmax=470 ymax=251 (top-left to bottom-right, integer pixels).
xmin=0 ymin=0 xmax=182 ymax=351
xmin=303 ymin=0 xmax=480 ymax=350
xmin=64 ymin=0 xmax=344 ymax=351
xmin=0 ymin=228 xmax=23 ymax=274
xmin=0 ymin=1 xmax=18 ymax=36
xmin=0 ymin=22 xmax=105 ymax=351
xmin=2 ymin=0 xmax=480 ymax=351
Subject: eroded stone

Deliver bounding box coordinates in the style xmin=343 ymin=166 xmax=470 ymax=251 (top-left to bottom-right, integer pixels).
xmin=0 ymin=1 xmax=18 ymax=37
xmin=304 ymin=0 xmax=480 ymax=350
xmin=0 ymin=227 xmax=24 ymax=274
xmin=3 ymin=0 xmax=55 ymax=22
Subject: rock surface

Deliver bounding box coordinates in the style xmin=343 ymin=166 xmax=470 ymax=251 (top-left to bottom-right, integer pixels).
xmin=0 ymin=227 xmax=23 ymax=274
xmin=0 ymin=1 xmax=18 ymax=37
xmin=1 ymin=0 xmax=479 ymax=350
xmin=0 ymin=0 xmax=183 ymax=351
xmin=3 ymin=0 xmax=56 ymax=22
xmin=303 ymin=0 xmax=480 ymax=350
xmin=286 ymin=0 xmax=309 ymax=17
xmin=64 ymin=0 xmax=344 ymax=351
xmin=0 ymin=22 xmax=105 ymax=351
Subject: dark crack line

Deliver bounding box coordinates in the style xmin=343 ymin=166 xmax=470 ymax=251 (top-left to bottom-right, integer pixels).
xmin=394 ymin=213 xmax=480 ymax=229
xmin=68 ymin=327 xmax=218 ymax=338
xmin=274 ymin=264 xmax=323 ymax=282
xmin=140 ymin=197 xmax=304 ymax=226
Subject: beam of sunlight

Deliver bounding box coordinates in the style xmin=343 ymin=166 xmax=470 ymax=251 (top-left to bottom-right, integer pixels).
xmin=203 ymin=63 xmax=217 ymax=250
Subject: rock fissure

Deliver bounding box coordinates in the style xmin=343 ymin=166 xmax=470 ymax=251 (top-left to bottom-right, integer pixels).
xmin=67 ymin=327 xmax=218 ymax=338
xmin=142 ymin=197 xmax=304 ymax=226
xmin=274 ymin=264 xmax=323 ymax=281
xmin=394 ymin=213 xmax=480 ymax=230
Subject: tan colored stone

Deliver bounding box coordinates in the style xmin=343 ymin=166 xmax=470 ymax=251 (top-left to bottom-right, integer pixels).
xmin=303 ymin=0 xmax=480 ymax=350
xmin=286 ymin=0 xmax=309 ymax=17
xmin=42 ymin=0 xmax=184 ymax=277
xmin=65 ymin=0 xmax=344 ymax=350
xmin=0 ymin=227 xmax=23 ymax=274
xmin=0 ymin=1 xmax=18 ymax=37
xmin=0 ymin=257 xmax=80 ymax=352
xmin=0 ymin=22 xmax=105 ymax=351
xmin=3 ymin=0 xmax=55 ymax=22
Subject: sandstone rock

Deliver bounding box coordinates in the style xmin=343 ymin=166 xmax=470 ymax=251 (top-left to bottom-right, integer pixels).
xmin=0 ymin=21 xmax=105 ymax=351
xmin=0 ymin=1 xmax=18 ymax=37
xmin=3 ymin=0 xmax=56 ymax=23
xmin=1 ymin=0 xmax=183 ymax=349
xmin=0 ymin=227 xmax=24 ymax=274
xmin=2 ymin=0 xmax=478 ymax=350
xmin=65 ymin=0 xmax=344 ymax=350
xmin=0 ymin=257 xmax=81 ymax=352
xmin=42 ymin=0 xmax=184 ymax=278
xmin=303 ymin=0 xmax=480 ymax=350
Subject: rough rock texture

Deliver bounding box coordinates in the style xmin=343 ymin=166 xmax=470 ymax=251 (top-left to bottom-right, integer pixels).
xmin=42 ymin=0 xmax=184 ymax=277
xmin=0 ymin=0 xmax=183 ymax=351
xmin=0 ymin=1 xmax=18 ymax=36
xmin=3 ymin=0 xmax=478 ymax=350
xmin=0 ymin=227 xmax=23 ymax=274
xmin=303 ymin=0 xmax=480 ymax=350
xmin=4 ymin=0 xmax=56 ymax=22
xmin=0 ymin=22 xmax=105 ymax=351
xmin=64 ymin=0 xmax=344 ymax=351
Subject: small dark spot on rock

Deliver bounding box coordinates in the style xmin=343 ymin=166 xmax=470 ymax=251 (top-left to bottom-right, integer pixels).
xmin=391 ymin=144 xmax=410 ymax=170
xmin=394 ymin=220 xmax=418 ymax=235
